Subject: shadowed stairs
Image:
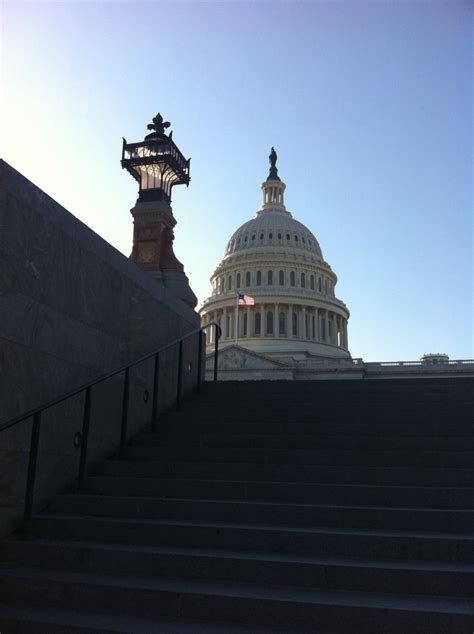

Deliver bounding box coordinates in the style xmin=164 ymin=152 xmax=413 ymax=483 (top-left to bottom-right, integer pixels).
xmin=1 ymin=377 xmax=474 ymax=633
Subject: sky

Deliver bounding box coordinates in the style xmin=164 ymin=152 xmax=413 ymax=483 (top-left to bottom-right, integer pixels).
xmin=1 ymin=0 xmax=472 ymax=361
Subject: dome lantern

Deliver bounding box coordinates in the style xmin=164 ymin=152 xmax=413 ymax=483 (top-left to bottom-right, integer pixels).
xmin=260 ymin=147 xmax=286 ymax=213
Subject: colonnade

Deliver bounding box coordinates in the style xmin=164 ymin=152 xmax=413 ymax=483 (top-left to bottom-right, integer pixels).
xmin=202 ymin=303 xmax=348 ymax=350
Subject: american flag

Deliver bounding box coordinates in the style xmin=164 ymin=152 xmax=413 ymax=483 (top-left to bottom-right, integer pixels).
xmin=238 ymin=293 xmax=255 ymax=306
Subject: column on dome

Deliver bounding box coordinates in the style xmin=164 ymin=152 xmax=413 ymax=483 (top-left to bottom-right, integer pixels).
xmin=275 ymin=302 xmax=279 ymax=337
xmin=212 ymin=311 xmax=218 ymax=344
xmin=203 ymin=313 xmax=209 ymax=345
xmin=234 ymin=304 xmax=239 ymax=340
xmin=343 ymin=319 xmax=348 ymax=349
xmin=314 ymin=308 xmax=320 ymax=340
xmin=261 ymin=304 xmax=266 ymax=337
xmin=298 ymin=307 xmax=304 ymax=340
xmin=223 ymin=307 xmax=228 ymax=339
xmin=212 ymin=311 xmax=217 ymax=344
xmin=245 ymin=306 xmax=250 ymax=337
xmin=287 ymin=304 xmax=292 ymax=338
xmin=253 ymin=304 xmax=259 ymax=337
xmin=208 ymin=312 xmax=213 ymax=344
xmin=237 ymin=306 xmax=242 ymax=338
xmin=321 ymin=309 xmax=327 ymax=343
xmin=334 ymin=314 xmax=339 ymax=345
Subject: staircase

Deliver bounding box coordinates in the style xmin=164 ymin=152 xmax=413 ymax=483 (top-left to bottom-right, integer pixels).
xmin=1 ymin=378 xmax=474 ymax=633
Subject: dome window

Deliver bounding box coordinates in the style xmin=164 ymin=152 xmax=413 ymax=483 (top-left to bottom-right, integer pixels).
xmin=252 ymin=234 xmax=256 ymax=240
xmin=295 ymin=235 xmax=299 ymax=242
xmin=292 ymin=312 xmax=298 ymax=336
xmin=269 ymin=233 xmax=273 ymax=239
xmin=310 ymin=275 xmax=315 ymax=290
xmin=301 ymin=272 xmax=306 ymax=288
xmin=237 ymin=238 xmax=241 ymax=245
xmin=244 ymin=236 xmax=248 ymax=243
xmin=286 ymin=233 xmax=290 ymax=240
xmin=279 ymin=270 xmax=284 ymax=285
xmin=318 ymin=277 xmax=322 ymax=292
xmin=246 ymin=271 xmax=251 ymax=286
xmin=255 ymin=312 xmax=261 ymax=336
xmin=266 ymin=311 xmax=274 ymax=335
xmin=228 ymin=275 xmax=232 ymax=290
xmin=260 ymin=233 xmax=264 ymax=240
xmin=290 ymin=271 xmax=296 ymax=287
xmin=237 ymin=273 xmax=241 ymax=288
xmin=268 ymin=270 xmax=273 ymax=285
xmin=278 ymin=233 xmax=282 ymax=239
xmin=256 ymin=271 xmax=262 ymax=286
xmin=308 ymin=239 xmax=312 ymax=246
xmin=279 ymin=312 xmax=286 ymax=336
xmin=302 ymin=237 xmax=305 ymax=244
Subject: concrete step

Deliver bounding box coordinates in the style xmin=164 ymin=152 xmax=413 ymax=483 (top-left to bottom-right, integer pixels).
xmin=0 ymin=603 xmax=307 ymax=634
xmin=172 ymin=408 xmax=474 ymax=425
xmin=30 ymin=515 xmax=474 ymax=562
xmin=1 ymin=566 xmax=473 ymax=632
xmin=124 ymin=445 xmax=474 ymax=467
xmin=155 ymin=419 xmax=474 ymax=437
xmin=2 ymin=539 xmax=474 ymax=598
xmin=134 ymin=432 xmax=474 ymax=451
xmin=83 ymin=476 xmax=474 ymax=508
xmin=97 ymin=458 xmax=474 ymax=486
xmin=49 ymin=494 xmax=474 ymax=532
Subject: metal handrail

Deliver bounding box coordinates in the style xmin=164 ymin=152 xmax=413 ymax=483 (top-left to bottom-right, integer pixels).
xmin=2 ymin=321 xmax=221 ymax=536
xmin=0 ymin=322 xmax=220 ymax=433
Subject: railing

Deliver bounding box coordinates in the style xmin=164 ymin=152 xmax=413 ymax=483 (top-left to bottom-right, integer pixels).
xmin=0 ymin=322 xmax=221 ymax=537
xmin=359 ymin=359 xmax=474 ymax=368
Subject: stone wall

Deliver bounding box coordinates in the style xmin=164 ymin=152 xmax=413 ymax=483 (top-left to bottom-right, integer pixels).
xmin=0 ymin=160 xmax=200 ymax=536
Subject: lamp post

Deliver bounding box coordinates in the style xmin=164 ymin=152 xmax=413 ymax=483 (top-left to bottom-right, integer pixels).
xmin=121 ymin=113 xmax=197 ymax=308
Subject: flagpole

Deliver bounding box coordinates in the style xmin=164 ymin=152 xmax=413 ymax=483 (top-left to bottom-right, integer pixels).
xmin=236 ymin=293 xmax=239 ymax=344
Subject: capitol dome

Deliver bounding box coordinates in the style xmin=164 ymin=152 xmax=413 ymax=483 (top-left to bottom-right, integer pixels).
xmin=200 ymin=149 xmax=351 ymax=364
xmin=224 ymin=212 xmax=323 ymax=260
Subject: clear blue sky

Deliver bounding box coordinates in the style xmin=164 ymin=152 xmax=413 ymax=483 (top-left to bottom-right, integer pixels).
xmin=2 ymin=0 xmax=472 ymax=360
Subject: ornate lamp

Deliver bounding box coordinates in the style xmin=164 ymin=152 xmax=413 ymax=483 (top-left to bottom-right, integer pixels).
xmin=121 ymin=113 xmax=197 ymax=309
xmin=121 ymin=113 xmax=190 ymax=203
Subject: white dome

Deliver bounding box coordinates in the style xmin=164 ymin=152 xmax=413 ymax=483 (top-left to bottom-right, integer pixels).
xmin=200 ymin=151 xmax=350 ymax=365
xmin=224 ymin=210 xmax=323 ymax=260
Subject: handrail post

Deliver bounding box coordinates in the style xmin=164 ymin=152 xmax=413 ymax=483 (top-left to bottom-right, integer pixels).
xmin=24 ymin=411 xmax=42 ymax=538
xmin=176 ymin=339 xmax=183 ymax=411
xmin=120 ymin=367 xmax=130 ymax=456
xmin=78 ymin=387 xmax=92 ymax=489
xmin=151 ymin=352 xmax=160 ymax=431
xmin=197 ymin=330 xmax=203 ymax=393
xmin=213 ymin=323 xmax=220 ymax=382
